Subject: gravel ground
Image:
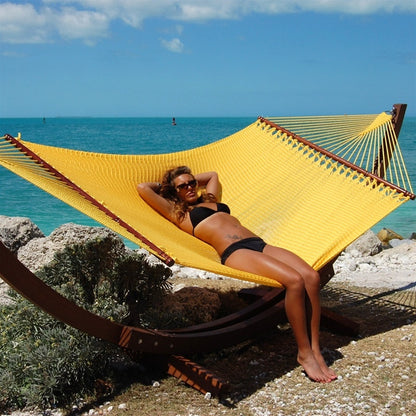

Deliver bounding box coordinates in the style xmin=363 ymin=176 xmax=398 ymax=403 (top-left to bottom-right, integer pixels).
xmin=1 ymin=240 xmax=415 ymax=416
xmin=1 ymin=222 xmax=415 ymax=415
xmin=2 ymin=277 xmax=414 ymax=416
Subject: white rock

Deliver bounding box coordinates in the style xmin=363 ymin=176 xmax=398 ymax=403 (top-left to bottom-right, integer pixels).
xmin=17 ymin=224 xmax=126 ymax=272
xmin=358 ymin=263 xmax=374 ymax=272
xmin=390 ymin=238 xmax=415 ymax=247
xmin=0 ymin=215 xmax=44 ymax=254
xmin=345 ymin=230 xmax=382 ymax=256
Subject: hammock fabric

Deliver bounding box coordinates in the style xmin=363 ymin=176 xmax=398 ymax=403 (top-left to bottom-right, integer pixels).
xmin=0 ymin=106 xmax=414 ymax=288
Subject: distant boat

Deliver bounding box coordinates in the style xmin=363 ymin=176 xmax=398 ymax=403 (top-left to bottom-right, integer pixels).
xmin=172 ymin=117 xmax=176 ymax=126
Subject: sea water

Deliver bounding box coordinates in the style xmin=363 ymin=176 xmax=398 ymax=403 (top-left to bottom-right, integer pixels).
xmin=0 ymin=116 xmax=415 ymax=244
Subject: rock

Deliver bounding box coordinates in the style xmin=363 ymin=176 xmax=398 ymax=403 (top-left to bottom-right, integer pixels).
xmin=0 ymin=215 xmax=44 ymax=254
xmin=173 ymin=265 xmax=224 ymax=280
xmin=377 ymin=228 xmax=404 ymax=246
xmin=372 ymin=241 xmax=416 ymax=269
xmin=345 ymin=230 xmax=382 ymax=256
xmin=357 ymin=262 xmax=376 ymax=272
xmin=389 ymin=238 xmax=415 ymax=248
xmin=17 ymin=223 xmax=126 ymax=272
xmin=333 ymin=239 xmax=416 ymax=288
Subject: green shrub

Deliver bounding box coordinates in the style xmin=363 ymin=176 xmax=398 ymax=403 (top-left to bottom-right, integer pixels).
xmin=0 ymin=236 xmax=172 ymax=412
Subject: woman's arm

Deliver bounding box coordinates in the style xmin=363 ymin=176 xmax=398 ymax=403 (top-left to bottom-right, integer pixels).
xmin=194 ymin=171 xmax=222 ymax=200
xmin=137 ymin=182 xmax=175 ymax=222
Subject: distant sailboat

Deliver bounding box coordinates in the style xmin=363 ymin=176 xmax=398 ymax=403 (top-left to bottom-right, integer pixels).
xmin=172 ymin=117 xmax=176 ymax=126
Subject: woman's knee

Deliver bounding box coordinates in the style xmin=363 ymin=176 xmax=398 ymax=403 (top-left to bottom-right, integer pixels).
xmin=304 ymin=269 xmax=321 ymax=290
xmin=284 ymin=272 xmax=305 ymax=292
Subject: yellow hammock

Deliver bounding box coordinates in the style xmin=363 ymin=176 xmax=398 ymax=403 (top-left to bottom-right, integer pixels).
xmin=0 ymin=106 xmax=414 ymax=288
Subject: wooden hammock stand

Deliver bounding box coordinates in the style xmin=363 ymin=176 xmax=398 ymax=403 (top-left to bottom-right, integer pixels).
xmin=0 ymin=104 xmax=408 ymax=396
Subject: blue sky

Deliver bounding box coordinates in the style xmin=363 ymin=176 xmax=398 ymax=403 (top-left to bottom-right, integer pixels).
xmin=0 ymin=1 xmax=415 ymax=117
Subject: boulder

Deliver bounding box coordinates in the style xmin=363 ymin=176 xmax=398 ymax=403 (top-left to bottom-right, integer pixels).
xmin=371 ymin=240 xmax=416 ymax=269
xmin=17 ymin=223 xmax=126 ymax=272
xmin=377 ymin=228 xmax=404 ymax=246
xmin=345 ymin=230 xmax=382 ymax=257
xmin=334 ymin=238 xmax=416 ymax=279
xmin=0 ymin=215 xmax=44 ymax=254
xmin=389 ymin=238 xmax=415 ymax=248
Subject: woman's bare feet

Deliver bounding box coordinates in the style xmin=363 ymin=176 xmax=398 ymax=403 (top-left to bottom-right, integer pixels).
xmin=313 ymin=350 xmax=337 ymax=380
xmin=297 ymin=353 xmax=332 ymax=383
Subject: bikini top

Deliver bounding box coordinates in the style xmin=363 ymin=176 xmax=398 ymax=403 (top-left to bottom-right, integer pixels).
xmin=189 ymin=202 xmax=231 ymax=235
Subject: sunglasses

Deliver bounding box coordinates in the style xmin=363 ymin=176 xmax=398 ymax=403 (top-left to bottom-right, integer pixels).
xmin=176 ymin=179 xmax=197 ymax=191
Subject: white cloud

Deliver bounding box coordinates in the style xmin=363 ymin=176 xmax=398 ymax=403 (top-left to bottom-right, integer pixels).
xmin=44 ymin=0 xmax=175 ymax=27
xmin=161 ymin=37 xmax=184 ymax=53
xmin=1 ymin=1 xmax=415 ymax=45
xmin=0 ymin=3 xmax=50 ymax=44
xmin=0 ymin=2 xmax=109 ymax=44
xmin=55 ymin=7 xmax=109 ymax=43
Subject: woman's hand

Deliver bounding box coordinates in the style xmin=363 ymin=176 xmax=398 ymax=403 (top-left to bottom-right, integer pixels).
xmin=194 ymin=171 xmax=221 ymax=200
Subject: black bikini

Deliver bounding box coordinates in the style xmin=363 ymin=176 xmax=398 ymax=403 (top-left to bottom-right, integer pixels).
xmin=220 ymin=237 xmax=266 ymax=265
xmin=189 ymin=202 xmax=267 ymax=264
xmin=189 ymin=202 xmax=230 ymax=235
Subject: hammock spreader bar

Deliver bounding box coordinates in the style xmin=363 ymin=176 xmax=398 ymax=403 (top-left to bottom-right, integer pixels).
xmin=3 ymin=133 xmax=175 ymax=266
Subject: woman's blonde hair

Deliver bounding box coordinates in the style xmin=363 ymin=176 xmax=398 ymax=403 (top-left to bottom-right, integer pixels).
xmin=160 ymin=166 xmax=216 ymax=222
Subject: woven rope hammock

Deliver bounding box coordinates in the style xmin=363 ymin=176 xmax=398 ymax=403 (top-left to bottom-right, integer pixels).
xmin=0 ymin=105 xmax=414 ymax=288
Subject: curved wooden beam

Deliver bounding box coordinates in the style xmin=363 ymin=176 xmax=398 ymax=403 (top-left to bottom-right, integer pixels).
xmin=373 ymin=104 xmax=407 ymax=179
xmin=0 ymin=240 xmax=286 ymax=355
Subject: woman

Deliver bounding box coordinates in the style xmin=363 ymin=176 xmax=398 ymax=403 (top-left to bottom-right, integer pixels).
xmin=138 ymin=166 xmax=337 ymax=383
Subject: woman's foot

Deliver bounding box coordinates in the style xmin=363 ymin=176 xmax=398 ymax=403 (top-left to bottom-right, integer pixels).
xmin=297 ymin=353 xmax=332 ymax=383
xmin=313 ymin=350 xmax=337 ymax=380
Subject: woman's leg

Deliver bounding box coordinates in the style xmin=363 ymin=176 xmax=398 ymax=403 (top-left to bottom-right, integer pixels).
xmin=263 ymin=246 xmax=337 ymax=380
xmin=224 ymin=247 xmax=336 ymax=382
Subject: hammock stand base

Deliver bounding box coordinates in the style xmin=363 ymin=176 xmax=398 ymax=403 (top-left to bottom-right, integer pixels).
xmin=0 ymin=242 xmax=358 ymax=396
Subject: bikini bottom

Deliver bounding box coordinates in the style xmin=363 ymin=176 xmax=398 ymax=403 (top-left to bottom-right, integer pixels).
xmin=220 ymin=237 xmax=267 ymax=265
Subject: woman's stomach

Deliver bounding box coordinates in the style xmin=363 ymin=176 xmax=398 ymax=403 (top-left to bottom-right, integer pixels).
xmin=193 ymin=213 xmax=257 ymax=254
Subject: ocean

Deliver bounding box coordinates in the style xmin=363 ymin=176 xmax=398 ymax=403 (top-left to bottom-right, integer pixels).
xmin=1 ymin=116 xmax=415 ymax=244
